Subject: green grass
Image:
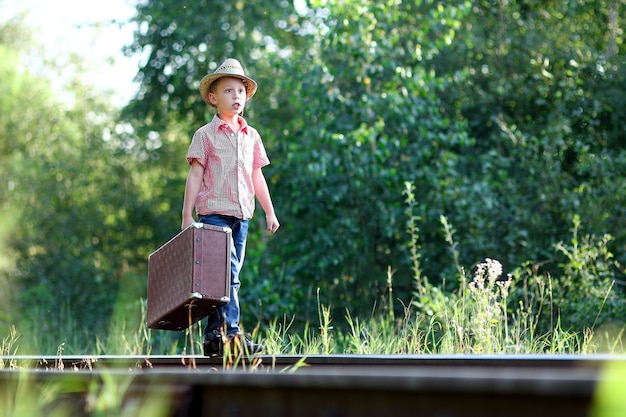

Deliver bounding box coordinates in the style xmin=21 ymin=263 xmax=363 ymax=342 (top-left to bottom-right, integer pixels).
xmin=3 ymin=194 xmax=625 ymax=358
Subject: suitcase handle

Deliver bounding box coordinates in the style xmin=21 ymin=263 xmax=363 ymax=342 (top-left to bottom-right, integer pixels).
xmin=191 ymin=222 xmax=232 ymax=234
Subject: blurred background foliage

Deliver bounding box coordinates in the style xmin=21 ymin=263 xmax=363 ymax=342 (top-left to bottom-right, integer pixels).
xmin=0 ymin=0 xmax=624 ymax=353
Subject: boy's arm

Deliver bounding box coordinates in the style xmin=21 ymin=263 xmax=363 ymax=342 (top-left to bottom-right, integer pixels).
xmin=181 ymin=160 xmax=203 ymax=230
xmin=252 ymin=168 xmax=280 ymax=233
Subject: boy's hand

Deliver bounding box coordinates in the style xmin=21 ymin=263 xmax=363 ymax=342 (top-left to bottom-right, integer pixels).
xmin=181 ymin=215 xmax=195 ymax=230
xmin=266 ymin=214 xmax=280 ymax=234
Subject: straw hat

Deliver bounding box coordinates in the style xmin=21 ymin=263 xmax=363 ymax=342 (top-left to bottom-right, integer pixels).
xmin=199 ymin=58 xmax=257 ymax=106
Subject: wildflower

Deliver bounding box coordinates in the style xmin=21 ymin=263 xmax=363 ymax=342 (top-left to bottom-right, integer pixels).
xmin=485 ymin=258 xmax=503 ymax=281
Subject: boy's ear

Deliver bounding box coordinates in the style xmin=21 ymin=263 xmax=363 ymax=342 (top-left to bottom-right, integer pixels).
xmin=208 ymin=92 xmax=218 ymax=106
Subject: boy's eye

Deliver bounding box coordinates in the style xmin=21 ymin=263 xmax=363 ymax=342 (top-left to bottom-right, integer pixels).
xmin=224 ymin=87 xmax=245 ymax=94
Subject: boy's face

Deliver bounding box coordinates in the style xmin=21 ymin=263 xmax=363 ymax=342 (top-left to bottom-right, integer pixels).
xmin=208 ymin=77 xmax=247 ymax=116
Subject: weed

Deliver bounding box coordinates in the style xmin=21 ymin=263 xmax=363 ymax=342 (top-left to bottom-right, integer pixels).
xmin=1 ymin=325 xmax=20 ymax=369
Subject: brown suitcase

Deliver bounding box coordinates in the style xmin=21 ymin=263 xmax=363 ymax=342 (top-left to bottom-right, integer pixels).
xmin=147 ymin=223 xmax=231 ymax=331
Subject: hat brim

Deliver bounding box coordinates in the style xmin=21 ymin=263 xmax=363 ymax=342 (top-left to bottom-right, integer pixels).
xmin=199 ymin=73 xmax=257 ymax=106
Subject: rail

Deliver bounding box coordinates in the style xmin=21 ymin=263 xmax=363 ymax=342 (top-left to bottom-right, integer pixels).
xmin=1 ymin=354 xmax=625 ymax=416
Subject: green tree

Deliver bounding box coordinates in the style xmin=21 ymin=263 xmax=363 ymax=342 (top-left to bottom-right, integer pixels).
xmin=259 ymin=0 xmax=473 ymax=320
xmin=0 ymin=11 xmax=160 ymax=351
xmin=122 ymin=0 xmax=307 ymax=134
xmin=422 ymin=0 xmax=626 ymax=332
xmin=427 ymin=0 xmax=626 ymax=273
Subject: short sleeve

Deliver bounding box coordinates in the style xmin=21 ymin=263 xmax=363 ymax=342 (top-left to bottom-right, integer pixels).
xmin=186 ymin=129 xmax=206 ymax=167
xmin=252 ymin=130 xmax=270 ymax=170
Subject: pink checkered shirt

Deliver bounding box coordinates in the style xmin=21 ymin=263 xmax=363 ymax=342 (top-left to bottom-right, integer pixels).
xmin=186 ymin=114 xmax=270 ymax=219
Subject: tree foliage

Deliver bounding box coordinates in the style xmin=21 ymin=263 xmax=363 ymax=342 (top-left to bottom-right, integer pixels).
xmin=0 ymin=13 xmax=158 ymax=350
xmin=263 ymin=0 xmax=474 ymax=317
xmin=428 ymin=0 xmax=626 ymax=271
xmin=122 ymin=0 xmax=307 ymax=135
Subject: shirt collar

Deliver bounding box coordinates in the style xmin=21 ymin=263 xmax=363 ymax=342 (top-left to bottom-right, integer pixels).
xmin=215 ymin=115 xmax=249 ymax=134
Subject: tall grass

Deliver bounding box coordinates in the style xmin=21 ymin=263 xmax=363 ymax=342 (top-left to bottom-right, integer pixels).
xmin=259 ymin=184 xmax=625 ymax=356
xmin=2 ymin=185 xmax=625 ymax=358
xmin=2 ymin=255 xmax=623 ymax=358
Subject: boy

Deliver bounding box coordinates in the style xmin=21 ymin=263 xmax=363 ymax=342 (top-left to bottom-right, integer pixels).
xmin=181 ymin=58 xmax=279 ymax=356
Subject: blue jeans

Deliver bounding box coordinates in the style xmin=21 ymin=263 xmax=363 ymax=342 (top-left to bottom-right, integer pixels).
xmin=198 ymin=214 xmax=249 ymax=338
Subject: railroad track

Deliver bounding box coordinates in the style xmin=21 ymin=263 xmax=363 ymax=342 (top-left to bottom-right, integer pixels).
xmin=1 ymin=354 xmax=625 ymax=416
xmin=4 ymin=353 xmax=621 ymax=370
